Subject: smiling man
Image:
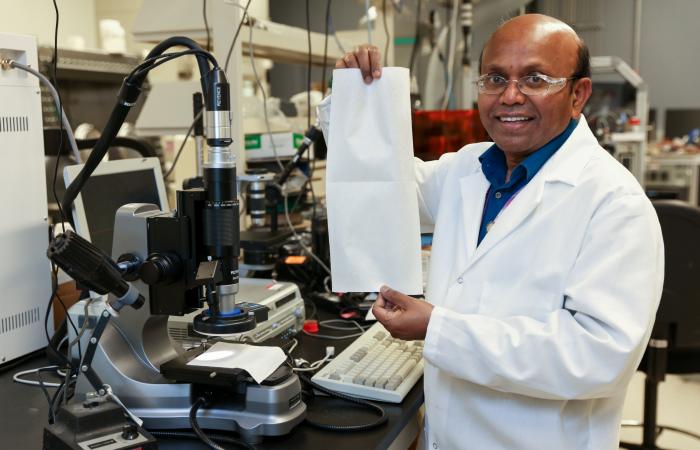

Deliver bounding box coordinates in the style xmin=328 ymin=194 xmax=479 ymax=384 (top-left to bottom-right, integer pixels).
xmin=328 ymin=13 xmax=664 ymax=450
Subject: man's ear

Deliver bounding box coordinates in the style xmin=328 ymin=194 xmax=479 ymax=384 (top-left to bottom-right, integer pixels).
xmin=571 ymin=77 xmax=593 ymax=119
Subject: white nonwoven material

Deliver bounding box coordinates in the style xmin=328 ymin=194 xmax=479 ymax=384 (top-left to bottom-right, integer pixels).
xmin=187 ymin=342 xmax=286 ymax=384
xmin=326 ymin=67 xmax=423 ymax=294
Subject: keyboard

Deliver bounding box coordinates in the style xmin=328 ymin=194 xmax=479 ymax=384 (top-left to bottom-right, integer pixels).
xmin=311 ymin=322 xmax=424 ymax=403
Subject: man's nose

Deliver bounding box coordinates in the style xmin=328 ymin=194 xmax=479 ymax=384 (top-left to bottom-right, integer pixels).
xmin=499 ymin=80 xmax=526 ymax=105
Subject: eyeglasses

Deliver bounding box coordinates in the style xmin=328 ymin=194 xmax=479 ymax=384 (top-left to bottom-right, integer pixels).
xmin=475 ymin=73 xmax=578 ymax=96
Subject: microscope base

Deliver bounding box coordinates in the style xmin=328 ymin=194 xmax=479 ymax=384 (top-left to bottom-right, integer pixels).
xmin=96 ymin=372 xmax=306 ymax=443
xmin=133 ymin=378 xmax=306 ymax=443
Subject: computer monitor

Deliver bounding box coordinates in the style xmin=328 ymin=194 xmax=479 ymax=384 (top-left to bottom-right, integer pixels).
xmin=664 ymin=108 xmax=700 ymax=139
xmin=63 ymin=157 xmax=168 ymax=256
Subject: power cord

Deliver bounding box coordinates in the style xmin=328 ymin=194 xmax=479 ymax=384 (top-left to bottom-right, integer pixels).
xmin=320 ymin=0 xmax=332 ymax=97
xmin=247 ymin=19 xmax=284 ymax=171
xmin=328 ymin=14 xmax=346 ymax=54
xmin=189 ymin=397 xmax=256 ymax=450
xmin=224 ymin=0 xmax=253 ymax=73
xmin=13 ymin=365 xmax=64 ymax=388
xmin=274 ymin=337 xmax=387 ymax=432
xmin=203 ymin=0 xmax=211 ymax=52
xmin=50 ymin=0 xmax=66 ymax=233
xmin=162 ymin=109 xmax=203 ymax=180
xmin=408 ymin=0 xmax=422 ymax=76
xmin=149 ymin=430 xmax=258 ymax=449
xmin=1 ymin=61 xmax=81 ymax=162
xmin=292 ymin=346 xmax=335 ymax=373
xmin=305 ymin=0 xmax=319 ymax=229
xmin=298 ymin=372 xmax=388 ymax=431
xmin=382 ymin=0 xmax=390 ymax=66
xmin=364 ymin=0 xmax=373 ymax=45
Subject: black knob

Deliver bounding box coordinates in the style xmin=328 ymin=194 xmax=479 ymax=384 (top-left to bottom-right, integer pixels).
xmin=121 ymin=423 xmax=139 ymax=440
xmin=139 ymin=253 xmax=181 ymax=285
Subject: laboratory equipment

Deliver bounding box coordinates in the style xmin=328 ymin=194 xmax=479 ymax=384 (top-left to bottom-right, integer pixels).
xmin=63 ymin=157 xmax=168 ymax=255
xmin=645 ymin=154 xmax=700 ymax=206
xmin=54 ymin=35 xmax=305 ymax=442
xmin=0 ymin=32 xmax=53 ymax=366
xmin=168 ymin=278 xmax=305 ymax=348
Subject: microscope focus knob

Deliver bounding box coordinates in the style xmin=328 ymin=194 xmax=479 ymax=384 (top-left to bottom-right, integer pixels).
xmin=121 ymin=424 xmax=139 ymax=440
xmin=139 ymin=253 xmax=181 ymax=285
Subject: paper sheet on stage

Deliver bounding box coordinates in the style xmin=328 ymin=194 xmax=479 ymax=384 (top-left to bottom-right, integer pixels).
xmin=325 ymin=67 xmax=422 ymax=294
xmin=187 ymin=342 xmax=286 ymax=384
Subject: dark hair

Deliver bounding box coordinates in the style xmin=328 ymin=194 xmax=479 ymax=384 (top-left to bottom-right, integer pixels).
xmin=478 ymin=39 xmax=591 ymax=79
xmin=572 ymin=40 xmax=591 ymax=79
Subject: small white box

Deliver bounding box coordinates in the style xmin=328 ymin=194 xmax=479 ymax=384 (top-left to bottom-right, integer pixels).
xmin=245 ymin=132 xmax=303 ymax=161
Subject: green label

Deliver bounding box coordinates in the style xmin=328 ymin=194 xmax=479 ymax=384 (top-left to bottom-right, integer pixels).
xmin=293 ymin=133 xmax=303 ymax=148
xmin=245 ymin=134 xmax=261 ymax=150
xmin=394 ymin=37 xmax=416 ymax=46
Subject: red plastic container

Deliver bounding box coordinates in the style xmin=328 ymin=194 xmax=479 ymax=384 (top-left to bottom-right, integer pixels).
xmin=412 ymin=109 xmax=489 ymax=161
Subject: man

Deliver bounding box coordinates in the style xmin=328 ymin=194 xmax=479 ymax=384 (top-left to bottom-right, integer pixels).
xmin=325 ymin=13 xmax=664 ymax=450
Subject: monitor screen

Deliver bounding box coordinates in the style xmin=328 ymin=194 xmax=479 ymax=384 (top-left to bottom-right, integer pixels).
xmin=64 ymin=158 xmax=167 ymax=256
xmin=664 ymin=108 xmax=700 ymax=139
xmin=79 ymin=169 xmax=160 ymax=254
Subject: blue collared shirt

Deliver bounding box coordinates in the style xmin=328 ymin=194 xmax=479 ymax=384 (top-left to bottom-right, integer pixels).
xmin=477 ymin=119 xmax=578 ymax=245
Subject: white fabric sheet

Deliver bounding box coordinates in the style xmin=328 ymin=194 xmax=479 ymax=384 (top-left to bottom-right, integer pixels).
xmin=187 ymin=342 xmax=287 ymax=384
xmin=325 ymin=67 xmax=423 ymax=294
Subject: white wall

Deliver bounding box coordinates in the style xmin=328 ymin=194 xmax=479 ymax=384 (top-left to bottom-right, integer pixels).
xmin=0 ymin=0 xmax=97 ymax=49
xmin=540 ymin=0 xmax=700 ymax=135
xmin=639 ymin=0 xmax=700 ymax=111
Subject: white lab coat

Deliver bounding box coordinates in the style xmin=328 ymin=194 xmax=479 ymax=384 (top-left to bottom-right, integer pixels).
xmin=318 ymin=96 xmax=664 ymax=449
xmin=416 ymin=117 xmax=663 ymax=450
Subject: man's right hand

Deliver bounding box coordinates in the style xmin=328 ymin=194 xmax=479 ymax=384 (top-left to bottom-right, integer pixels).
xmin=335 ymin=44 xmax=383 ymax=84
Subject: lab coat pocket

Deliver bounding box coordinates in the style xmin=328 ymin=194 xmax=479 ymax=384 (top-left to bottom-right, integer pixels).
xmin=477 ymin=281 xmax=557 ymax=320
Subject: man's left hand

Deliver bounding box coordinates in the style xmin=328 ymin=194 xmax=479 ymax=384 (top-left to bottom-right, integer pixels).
xmin=372 ymin=285 xmax=434 ymax=340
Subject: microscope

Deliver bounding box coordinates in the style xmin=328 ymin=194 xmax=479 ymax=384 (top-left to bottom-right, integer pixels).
xmin=46 ymin=37 xmax=306 ymax=446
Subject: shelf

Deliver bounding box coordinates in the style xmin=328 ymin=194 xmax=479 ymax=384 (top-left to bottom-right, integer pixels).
xmin=132 ymin=0 xmax=345 ymax=66
xmin=610 ymin=131 xmax=646 ymax=143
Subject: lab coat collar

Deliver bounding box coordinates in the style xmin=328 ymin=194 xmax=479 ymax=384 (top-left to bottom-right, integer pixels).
xmin=459 ymin=115 xmax=597 ymax=270
xmin=540 ymin=114 xmax=598 ymax=186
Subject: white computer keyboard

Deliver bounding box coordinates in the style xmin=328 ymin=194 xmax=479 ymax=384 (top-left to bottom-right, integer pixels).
xmin=311 ymin=322 xmax=424 ymax=403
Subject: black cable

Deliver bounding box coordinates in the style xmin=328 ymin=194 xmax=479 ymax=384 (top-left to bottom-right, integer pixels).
xmin=305 ymin=0 xmax=318 ymax=226
xmin=50 ymin=0 xmax=66 ymax=234
xmin=76 ymin=136 xmax=156 ymax=157
xmin=49 ymin=379 xmax=66 ymax=423
xmin=408 ymin=0 xmax=422 ymax=75
xmin=131 ymin=50 xmax=216 ymax=80
xmin=44 ymin=266 xmax=71 ymax=369
xmin=309 ymin=0 xmax=332 ymax=247
xmin=297 ymin=373 xmax=388 ymax=431
xmin=203 ymin=0 xmax=211 ymax=52
xmin=320 ymin=0 xmax=332 ymax=97
xmin=36 ymin=368 xmax=56 ymax=423
xmin=621 ymin=423 xmax=700 ymax=441
xmin=190 ymin=398 xmax=224 ymax=450
xmin=189 ymin=397 xmax=256 ymax=450
xmin=382 ymin=0 xmax=390 ymax=67
xmin=61 ymin=36 xmax=214 ymax=217
xmin=224 ymin=0 xmax=253 ymax=73
xmin=129 ymin=49 xmax=217 ymax=78
xmin=48 ymin=262 xmax=82 ymax=361
xmin=305 ymin=0 xmax=312 ymax=130
xmin=163 ymin=110 xmax=202 ymax=180
xmin=657 ymin=425 xmax=700 ymax=441
xmin=53 ymin=289 xmax=82 ymax=363
xmin=149 ymin=430 xmax=258 ymax=449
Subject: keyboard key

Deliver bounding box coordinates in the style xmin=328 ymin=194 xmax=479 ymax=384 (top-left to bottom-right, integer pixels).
xmin=312 ymin=322 xmax=425 ymax=403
